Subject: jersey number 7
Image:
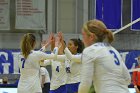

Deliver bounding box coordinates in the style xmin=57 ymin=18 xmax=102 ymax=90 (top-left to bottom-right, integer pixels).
xmin=21 ymin=58 xmax=25 ymax=68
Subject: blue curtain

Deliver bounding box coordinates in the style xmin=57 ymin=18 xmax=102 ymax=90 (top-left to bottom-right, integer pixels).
xmin=131 ymin=0 xmax=140 ymax=30
xmin=123 ymin=50 xmax=140 ymax=69
xmin=96 ymin=0 xmax=122 ymax=29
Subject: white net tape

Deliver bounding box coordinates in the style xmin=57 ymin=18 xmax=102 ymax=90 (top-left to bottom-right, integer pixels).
xmin=113 ymin=17 xmax=140 ymax=34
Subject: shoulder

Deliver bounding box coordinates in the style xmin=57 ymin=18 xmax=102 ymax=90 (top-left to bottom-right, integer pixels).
xmin=32 ymin=50 xmax=47 ymax=56
xmin=82 ymin=43 xmax=110 ymax=61
xmin=32 ymin=50 xmax=43 ymax=54
xmin=83 ymin=43 xmax=104 ymax=55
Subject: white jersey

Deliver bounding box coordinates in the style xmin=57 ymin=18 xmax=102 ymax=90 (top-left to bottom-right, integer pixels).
xmin=18 ymin=50 xmax=56 ymax=93
xmin=78 ymin=43 xmax=131 ymax=93
xmin=64 ymin=47 xmax=82 ymax=84
xmin=40 ymin=67 xmax=50 ymax=84
xmin=43 ymin=60 xmax=67 ymax=90
xmin=65 ymin=54 xmax=82 ymax=84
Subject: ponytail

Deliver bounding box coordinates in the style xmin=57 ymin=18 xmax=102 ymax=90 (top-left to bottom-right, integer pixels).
xmin=83 ymin=19 xmax=114 ymax=44
xmin=106 ymin=29 xmax=114 ymax=43
xmin=20 ymin=33 xmax=36 ymax=59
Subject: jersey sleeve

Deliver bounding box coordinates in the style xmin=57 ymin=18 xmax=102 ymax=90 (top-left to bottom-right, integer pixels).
xmin=64 ymin=47 xmax=81 ymax=63
xmin=78 ymin=49 xmax=94 ymax=93
xmin=50 ymin=52 xmax=65 ymax=63
xmin=36 ymin=47 xmax=59 ymax=60
xmin=122 ymin=63 xmax=131 ymax=85
xmin=39 ymin=46 xmax=47 ymax=52
xmin=40 ymin=60 xmax=51 ymax=66
xmin=56 ymin=55 xmax=65 ymax=62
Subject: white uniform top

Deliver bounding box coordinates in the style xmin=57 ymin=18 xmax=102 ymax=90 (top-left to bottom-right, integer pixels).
xmin=43 ymin=60 xmax=67 ymax=90
xmin=78 ymin=43 xmax=131 ymax=93
xmin=65 ymin=54 xmax=82 ymax=84
xmin=63 ymin=47 xmax=82 ymax=84
xmin=18 ymin=49 xmax=57 ymax=93
xmin=40 ymin=67 xmax=50 ymax=84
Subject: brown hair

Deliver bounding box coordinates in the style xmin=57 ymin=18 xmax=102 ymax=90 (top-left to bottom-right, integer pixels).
xmin=20 ymin=33 xmax=36 ymax=59
xmin=70 ymin=38 xmax=84 ymax=53
xmin=83 ymin=19 xmax=114 ymax=43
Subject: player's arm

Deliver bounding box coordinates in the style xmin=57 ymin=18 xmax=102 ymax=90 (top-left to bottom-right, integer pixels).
xmin=40 ymin=67 xmax=46 ymax=88
xmin=41 ymin=75 xmax=45 ymax=88
xmin=39 ymin=43 xmax=50 ymax=52
xmin=122 ymin=63 xmax=131 ymax=85
xmin=39 ymin=32 xmax=65 ymax=63
xmin=38 ymin=33 xmax=62 ymax=60
xmin=56 ymin=55 xmax=65 ymax=62
xmin=78 ymin=52 xmax=94 ymax=93
xmin=40 ymin=33 xmax=55 ymax=52
xmin=37 ymin=47 xmax=59 ymax=60
xmin=64 ymin=47 xmax=81 ymax=63
xmin=40 ymin=59 xmax=51 ymax=66
xmin=40 ymin=55 xmax=65 ymax=65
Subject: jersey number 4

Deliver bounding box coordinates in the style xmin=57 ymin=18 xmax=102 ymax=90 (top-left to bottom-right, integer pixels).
xmin=21 ymin=58 xmax=25 ymax=68
xmin=56 ymin=66 xmax=60 ymax=72
xmin=109 ymin=50 xmax=120 ymax=66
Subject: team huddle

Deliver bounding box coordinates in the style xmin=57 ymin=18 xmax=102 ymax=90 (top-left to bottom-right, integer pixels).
xmin=17 ymin=19 xmax=131 ymax=93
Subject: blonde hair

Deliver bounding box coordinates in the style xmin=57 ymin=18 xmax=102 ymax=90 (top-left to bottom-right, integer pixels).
xmin=20 ymin=33 xmax=36 ymax=59
xmin=83 ymin=19 xmax=114 ymax=43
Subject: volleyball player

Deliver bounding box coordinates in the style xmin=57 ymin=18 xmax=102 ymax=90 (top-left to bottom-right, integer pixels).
xmin=78 ymin=19 xmax=131 ymax=93
xmin=40 ymin=66 xmax=50 ymax=93
xmin=17 ymin=33 xmax=60 ymax=93
xmin=53 ymin=32 xmax=84 ymax=93
xmin=64 ymin=38 xmax=84 ymax=93
xmin=40 ymin=32 xmax=83 ymax=93
xmin=40 ymin=33 xmax=67 ymax=93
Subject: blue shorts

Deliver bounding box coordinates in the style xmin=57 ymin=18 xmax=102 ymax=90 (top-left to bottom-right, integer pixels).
xmin=66 ymin=82 xmax=80 ymax=93
xmin=49 ymin=85 xmax=66 ymax=93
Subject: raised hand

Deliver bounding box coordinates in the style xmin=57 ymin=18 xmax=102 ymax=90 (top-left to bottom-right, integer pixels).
xmin=51 ymin=33 xmax=55 ymax=51
xmin=57 ymin=32 xmax=66 ymax=54
xmin=47 ymin=33 xmax=54 ymax=45
xmin=41 ymin=40 xmax=48 ymax=47
xmin=41 ymin=33 xmax=54 ymax=49
xmin=55 ymin=32 xmax=61 ymax=47
xmin=59 ymin=32 xmax=66 ymax=48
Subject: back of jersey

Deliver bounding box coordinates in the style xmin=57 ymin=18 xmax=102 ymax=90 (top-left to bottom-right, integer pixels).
xmin=18 ymin=51 xmax=42 ymax=93
xmin=92 ymin=43 xmax=130 ymax=93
